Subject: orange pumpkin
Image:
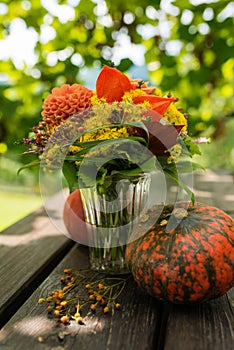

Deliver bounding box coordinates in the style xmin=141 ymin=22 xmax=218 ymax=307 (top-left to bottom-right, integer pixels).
xmin=63 ymin=189 xmax=88 ymax=245
xmin=126 ymin=202 xmax=234 ymax=304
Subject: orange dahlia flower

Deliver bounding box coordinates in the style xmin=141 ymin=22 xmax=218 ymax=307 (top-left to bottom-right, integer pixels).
xmin=42 ymin=84 xmax=93 ymax=126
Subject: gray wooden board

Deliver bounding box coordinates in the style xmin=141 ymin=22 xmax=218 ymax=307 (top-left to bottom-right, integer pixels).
xmin=0 ymin=245 xmax=161 ymax=350
xmin=0 ymin=170 xmax=233 ymax=349
xmin=163 ymin=288 xmax=234 ymax=350
xmin=1 ymin=244 xmax=233 ymax=350
xmin=0 ymin=197 xmax=74 ymax=327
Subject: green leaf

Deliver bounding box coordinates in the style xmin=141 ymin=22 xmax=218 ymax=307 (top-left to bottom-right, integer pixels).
xmin=66 ymin=136 xmax=148 ymax=162
xmin=181 ymin=137 xmax=202 ymax=157
xmin=17 ymin=160 xmax=41 ymax=175
xmin=62 ymin=161 xmax=79 ymax=193
xmin=117 ymin=58 xmax=134 ymax=72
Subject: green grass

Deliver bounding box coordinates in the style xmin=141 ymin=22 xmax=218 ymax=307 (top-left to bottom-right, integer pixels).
xmin=0 ymin=191 xmax=42 ymax=231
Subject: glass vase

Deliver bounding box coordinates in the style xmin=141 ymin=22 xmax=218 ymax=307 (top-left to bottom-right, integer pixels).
xmin=80 ymin=173 xmax=152 ymax=274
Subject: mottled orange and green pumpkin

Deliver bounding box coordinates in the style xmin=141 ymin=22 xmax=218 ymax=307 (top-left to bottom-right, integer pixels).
xmin=126 ymin=202 xmax=234 ymax=304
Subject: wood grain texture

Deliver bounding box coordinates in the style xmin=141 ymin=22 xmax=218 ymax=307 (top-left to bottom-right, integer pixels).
xmin=163 ymin=288 xmax=234 ymax=350
xmin=0 ymin=170 xmax=233 ymax=349
xmin=0 ymin=193 xmax=74 ymax=327
xmin=0 ymin=245 xmax=161 ymax=350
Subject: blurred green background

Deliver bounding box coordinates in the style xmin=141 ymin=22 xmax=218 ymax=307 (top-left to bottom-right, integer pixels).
xmin=0 ymin=0 xmax=234 ymax=230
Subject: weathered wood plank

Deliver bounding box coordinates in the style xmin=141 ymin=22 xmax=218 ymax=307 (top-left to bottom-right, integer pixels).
xmin=0 ymin=193 xmax=74 ymax=328
xmin=0 ymin=245 xmax=161 ymax=350
xmin=162 ymin=288 xmax=234 ymax=350
xmin=0 ymin=170 xmax=233 ymax=348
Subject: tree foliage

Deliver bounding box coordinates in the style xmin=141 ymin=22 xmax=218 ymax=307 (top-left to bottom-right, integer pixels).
xmin=0 ymin=0 xmax=233 ymax=151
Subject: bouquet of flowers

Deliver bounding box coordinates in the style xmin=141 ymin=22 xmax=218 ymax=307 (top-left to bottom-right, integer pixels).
xmin=20 ymin=64 xmax=205 ymax=273
xmin=20 ymin=65 xmax=202 ymax=201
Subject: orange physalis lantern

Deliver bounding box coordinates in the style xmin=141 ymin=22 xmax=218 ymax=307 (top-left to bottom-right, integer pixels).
xmin=96 ymin=65 xmax=132 ymax=102
xmin=133 ymin=95 xmax=178 ymax=116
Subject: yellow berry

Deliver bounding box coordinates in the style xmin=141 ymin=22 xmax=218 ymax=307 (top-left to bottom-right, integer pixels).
xmin=103 ymin=306 xmax=109 ymax=314
xmin=76 ymin=316 xmax=83 ymax=324
xmin=47 ymin=306 xmax=53 ymax=313
xmin=37 ymin=336 xmax=44 ymax=343
xmin=58 ymin=293 xmax=64 ymax=300
xmin=96 ymin=295 xmax=102 ymax=302
xmin=85 ymin=284 xmax=91 ymax=289
xmin=60 ymin=315 xmax=69 ymax=323
xmin=38 ymin=298 xmax=45 ymax=304
xmin=115 ymin=303 xmax=121 ymax=309
xmin=64 ymin=269 xmax=72 ymax=274
xmin=54 ymin=310 xmax=60 ymax=317
xmin=60 ymin=301 xmax=68 ymax=307
xmin=90 ymin=304 xmax=96 ymax=311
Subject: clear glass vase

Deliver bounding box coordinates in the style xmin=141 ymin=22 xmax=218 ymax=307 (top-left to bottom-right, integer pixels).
xmin=80 ymin=173 xmax=152 ymax=274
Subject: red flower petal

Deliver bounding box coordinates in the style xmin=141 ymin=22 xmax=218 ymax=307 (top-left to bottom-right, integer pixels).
xmin=133 ymin=95 xmax=178 ymax=116
xmin=144 ymin=121 xmax=184 ymax=156
xmin=96 ymin=65 xmax=132 ymax=102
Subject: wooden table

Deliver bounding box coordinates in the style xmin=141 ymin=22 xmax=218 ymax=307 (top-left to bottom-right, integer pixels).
xmin=0 ymin=170 xmax=233 ymax=350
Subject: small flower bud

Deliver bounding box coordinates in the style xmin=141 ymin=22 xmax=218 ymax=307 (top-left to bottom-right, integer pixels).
xmin=47 ymin=306 xmax=53 ymax=313
xmin=60 ymin=315 xmax=69 ymax=323
xmin=60 ymin=301 xmax=67 ymax=307
xmin=96 ymin=295 xmax=102 ymax=302
xmin=90 ymin=304 xmax=96 ymax=311
xmin=76 ymin=316 xmax=83 ymax=324
xmin=54 ymin=310 xmax=60 ymax=317
xmin=37 ymin=336 xmax=44 ymax=343
xmin=103 ymin=306 xmax=109 ymax=314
